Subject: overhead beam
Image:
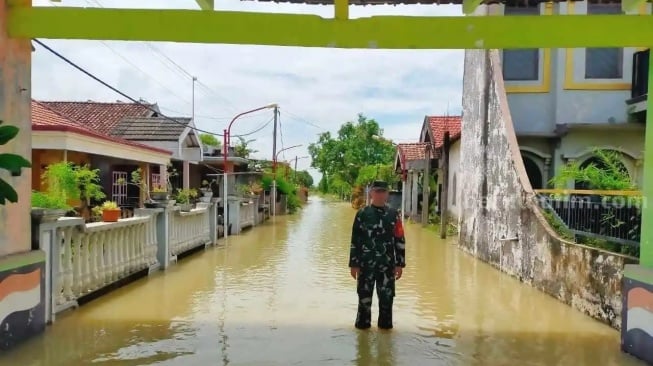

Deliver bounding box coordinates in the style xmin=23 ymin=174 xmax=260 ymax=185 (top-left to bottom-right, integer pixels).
xmin=8 ymin=7 xmax=653 ymax=49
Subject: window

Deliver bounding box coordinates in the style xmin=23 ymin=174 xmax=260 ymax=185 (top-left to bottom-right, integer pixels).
xmin=503 ymin=6 xmax=540 ymax=81
xmin=585 ymin=4 xmax=623 ymax=79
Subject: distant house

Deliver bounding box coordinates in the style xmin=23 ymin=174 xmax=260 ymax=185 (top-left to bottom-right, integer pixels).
xmin=31 ymin=101 xmax=172 ymax=208
xmin=419 ymin=115 xmax=462 ymax=224
xmin=395 ymin=115 xmax=461 ymax=226
xmin=37 ymin=99 xmax=202 ymax=195
xmin=110 ymin=116 xmax=203 ymax=190
xmin=394 ymin=142 xmax=433 ymax=220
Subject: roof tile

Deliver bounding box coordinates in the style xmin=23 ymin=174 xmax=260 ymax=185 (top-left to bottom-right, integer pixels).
xmin=38 ymin=100 xmax=155 ymax=134
xmin=31 ymin=101 xmax=171 ymax=155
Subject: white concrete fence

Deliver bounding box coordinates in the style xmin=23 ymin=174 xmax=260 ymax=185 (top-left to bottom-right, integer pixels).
xmin=33 ymin=199 xmax=272 ymax=323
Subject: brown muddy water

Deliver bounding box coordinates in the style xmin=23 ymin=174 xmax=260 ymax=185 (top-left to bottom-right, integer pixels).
xmin=2 ymin=197 xmax=644 ymax=365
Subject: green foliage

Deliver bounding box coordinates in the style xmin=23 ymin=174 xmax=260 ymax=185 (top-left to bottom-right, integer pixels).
xmin=308 ymin=114 xmax=397 ymax=195
xmin=31 ymin=191 xmax=69 ymax=210
xmin=199 ymin=133 xmax=221 ymax=147
xmin=42 ymin=162 xmax=105 ymax=203
xmin=175 ymin=188 xmax=198 ymax=204
xmin=100 ymin=201 xmax=119 ymax=211
xmin=549 ymin=148 xmax=635 ymax=191
xmin=234 ymin=137 xmax=258 ymax=159
xmin=295 ymin=170 xmax=314 ymax=188
xmin=0 ymin=122 xmax=31 ymax=205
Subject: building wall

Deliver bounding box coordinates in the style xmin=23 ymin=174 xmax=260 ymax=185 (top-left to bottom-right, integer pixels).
xmin=503 ymin=1 xmax=648 ymax=136
xmin=459 ymin=43 xmax=636 ymax=329
xmin=31 ymin=149 xmax=91 ymax=191
xmin=447 ymin=139 xmax=461 ymax=222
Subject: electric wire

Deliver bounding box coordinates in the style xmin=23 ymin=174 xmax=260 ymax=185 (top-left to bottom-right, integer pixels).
xmin=33 ymin=39 xmax=273 ymax=139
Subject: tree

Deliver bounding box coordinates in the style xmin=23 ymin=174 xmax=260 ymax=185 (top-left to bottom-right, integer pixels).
xmin=295 ymin=170 xmax=314 ymax=188
xmin=308 ymin=114 xmax=396 ymax=192
xmin=234 ymin=137 xmax=258 ymax=159
xmin=199 ymin=133 xmax=221 ymax=148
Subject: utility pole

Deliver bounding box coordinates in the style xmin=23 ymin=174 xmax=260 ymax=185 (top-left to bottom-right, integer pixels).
xmin=294 ymin=156 xmax=298 ymax=183
xmin=272 ymin=106 xmax=278 ymax=216
xmin=422 ymin=144 xmax=431 ymax=227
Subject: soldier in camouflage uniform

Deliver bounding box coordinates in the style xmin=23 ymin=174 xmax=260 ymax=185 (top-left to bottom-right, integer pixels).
xmin=349 ymin=180 xmax=406 ymax=330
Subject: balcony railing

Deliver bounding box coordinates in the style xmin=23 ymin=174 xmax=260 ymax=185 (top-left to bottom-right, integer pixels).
xmin=631 ymin=49 xmax=649 ymax=101
xmin=535 ymin=191 xmax=641 ymax=247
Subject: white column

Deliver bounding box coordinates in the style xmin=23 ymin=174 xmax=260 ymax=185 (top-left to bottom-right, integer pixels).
xmin=159 ymin=165 xmax=168 ymax=190
xmin=183 ymin=160 xmax=190 ymax=189
xmin=411 ymin=171 xmax=419 ymax=219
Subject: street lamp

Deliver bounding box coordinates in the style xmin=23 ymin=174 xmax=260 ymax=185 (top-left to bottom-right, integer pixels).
xmin=222 ymin=103 xmax=277 ymax=239
xmin=286 ymin=156 xmax=309 ymax=182
xmin=272 ymin=144 xmax=302 ymax=216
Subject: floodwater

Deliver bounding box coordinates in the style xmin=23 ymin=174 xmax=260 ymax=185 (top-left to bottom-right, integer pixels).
xmin=2 ymin=197 xmax=645 ymax=365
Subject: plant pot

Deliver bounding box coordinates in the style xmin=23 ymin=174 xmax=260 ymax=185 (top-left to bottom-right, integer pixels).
xmin=199 ymin=196 xmax=212 ymax=203
xmin=150 ymin=191 xmax=169 ymax=201
xmin=144 ymin=201 xmax=158 ymax=209
xmin=202 ymin=190 xmax=213 ymax=198
xmin=31 ymin=208 xmax=66 ymax=224
xmin=179 ymin=203 xmax=193 ymax=212
xmin=102 ymin=209 xmax=121 ymax=222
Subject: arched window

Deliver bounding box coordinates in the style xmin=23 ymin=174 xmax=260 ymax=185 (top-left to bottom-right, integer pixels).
xmin=574 ymin=154 xmax=629 ymax=190
xmin=522 ymin=155 xmax=543 ymax=189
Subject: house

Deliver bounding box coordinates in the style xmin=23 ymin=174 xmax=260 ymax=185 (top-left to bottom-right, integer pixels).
xmin=37 ymin=100 xmax=202 ymax=196
xmin=498 ymin=1 xmax=647 ymax=189
xmin=110 ymin=116 xmax=203 ymax=190
xmin=394 ymin=142 xmax=432 ymax=220
xmin=31 ymin=101 xmax=172 ymax=209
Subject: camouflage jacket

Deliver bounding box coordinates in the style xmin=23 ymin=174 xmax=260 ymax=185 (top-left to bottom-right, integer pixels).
xmin=349 ymin=204 xmax=406 ymax=270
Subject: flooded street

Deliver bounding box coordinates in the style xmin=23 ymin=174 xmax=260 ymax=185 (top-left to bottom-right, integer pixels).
xmin=2 ymin=197 xmax=644 ymax=365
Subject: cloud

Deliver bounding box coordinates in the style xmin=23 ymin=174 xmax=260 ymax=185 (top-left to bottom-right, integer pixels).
xmin=31 ymin=0 xmax=464 ymax=182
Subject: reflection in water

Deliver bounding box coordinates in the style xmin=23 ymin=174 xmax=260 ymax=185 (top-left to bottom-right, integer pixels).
xmin=1 ymin=198 xmax=645 ymax=365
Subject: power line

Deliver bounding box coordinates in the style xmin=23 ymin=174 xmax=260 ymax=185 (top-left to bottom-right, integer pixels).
xmin=83 ymin=0 xmax=239 ymax=115
xmin=33 ymin=39 xmax=270 ymax=139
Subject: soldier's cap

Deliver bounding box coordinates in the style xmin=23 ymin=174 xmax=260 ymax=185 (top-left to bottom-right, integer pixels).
xmin=370 ymin=180 xmax=389 ymax=191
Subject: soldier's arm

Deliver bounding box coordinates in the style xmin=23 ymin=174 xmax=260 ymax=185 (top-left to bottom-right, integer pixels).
xmin=349 ymin=210 xmax=364 ymax=268
xmin=393 ymin=213 xmax=406 ymax=268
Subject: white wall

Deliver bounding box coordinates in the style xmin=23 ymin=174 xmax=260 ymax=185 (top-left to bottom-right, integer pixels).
xmin=447 ymin=139 xmax=461 ymax=222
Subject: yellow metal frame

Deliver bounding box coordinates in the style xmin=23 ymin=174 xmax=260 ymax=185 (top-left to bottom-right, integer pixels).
xmin=504 ymin=2 xmax=552 ymax=94
xmin=535 ymin=189 xmax=642 ymax=196
xmin=8 ymin=6 xmax=653 ymax=49
xmin=563 ymin=1 xmax=648 ymax=91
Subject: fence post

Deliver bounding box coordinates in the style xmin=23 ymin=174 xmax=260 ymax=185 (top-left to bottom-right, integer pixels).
xmin=135 ymin=208 xmax=169 ymax=270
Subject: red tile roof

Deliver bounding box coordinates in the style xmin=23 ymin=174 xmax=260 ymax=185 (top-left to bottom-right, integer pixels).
xmin=397 ymin=143 xmax=433 ymax=162
xmin=426 ymin=115 xmax=462 ymax=150
xmin=38 ymin=100 xmax=155 ymax=135
xmin=32 ymin=101 xmax=171 ymax=155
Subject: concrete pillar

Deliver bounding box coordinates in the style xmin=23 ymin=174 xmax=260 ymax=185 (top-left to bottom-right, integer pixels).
xmin=411 ymin=171 xmax=419 ymax=220
xmin=182 ymin=160 xmax=190 ymax=189
xmin=159 ymin=164 xmax=167 ymax=190
xmin=622 ymin=50 xmax=653 ymax=363
xmin=0 ymin=0 xmax=48 ymax=352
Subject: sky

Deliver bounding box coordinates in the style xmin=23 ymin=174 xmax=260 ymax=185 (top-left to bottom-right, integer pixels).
xmin=31 ymin=0 xmax=465 ymax=182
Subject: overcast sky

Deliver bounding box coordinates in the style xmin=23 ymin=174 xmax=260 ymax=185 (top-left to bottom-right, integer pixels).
xmin=31 ymin=0 xmax=464 ymax=182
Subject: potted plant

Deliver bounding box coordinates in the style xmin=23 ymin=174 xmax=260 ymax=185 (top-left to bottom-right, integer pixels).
xmin=175 ymin=188 xmax=197 ymax=212
xmin=31 ymin=191 xmax=70 ymax=223
xmin=200 ymin=133 xmax=221 ymax=156
xmin=100 ymin=201 xmax=121 ymax=222
xmin=249 ymin=181 xmax=263 ymax=195
xmin=199 ymin=179 xmax=215 ymax=202
xmin=150 ymin=185 xmax=169 ymax=201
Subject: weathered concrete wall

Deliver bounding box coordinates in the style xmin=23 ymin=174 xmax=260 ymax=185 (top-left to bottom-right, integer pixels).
xmin=0 ymin=0 xmax=32 ymax=257
xmin=458 ymin=48 xmax=638 ymax=329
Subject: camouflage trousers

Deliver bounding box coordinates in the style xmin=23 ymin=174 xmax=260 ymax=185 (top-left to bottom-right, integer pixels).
xmin=355 ymin=268 xmax=395 ymax=330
